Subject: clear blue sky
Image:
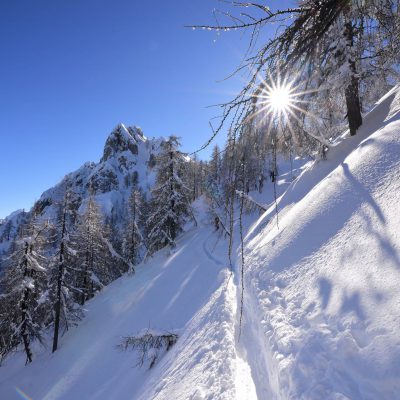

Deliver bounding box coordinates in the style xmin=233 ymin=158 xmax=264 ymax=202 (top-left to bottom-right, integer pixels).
xmin=0 ymin=0 xmax=289 ymax=218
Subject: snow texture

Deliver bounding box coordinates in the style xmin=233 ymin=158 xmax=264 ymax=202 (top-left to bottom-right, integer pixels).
xmin=242 ymin=84 xmax=400 ymax=399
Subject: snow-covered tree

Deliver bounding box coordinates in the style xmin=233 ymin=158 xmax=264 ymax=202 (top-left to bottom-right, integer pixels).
xmin=0 ymin=221 xmax=48 ymax=364
xmin=206 ymin=145 xmax=223 ymax=197
xmin=123 ymin=189 xmax=145 ymax=271
xmin=184 ymin=154 xmax=202 ymax=202
xmin=194 ymin=1 xmax=400 ymax=150
xmin=146 ymin=136 xmax=193 ymax=255
xmin=48 ymin=191 xmax=82 ymax=353
xmin=75 ymin=196 xmax=109 ymax=305
xmin=0 ymin=220 xmax=12 ymax=243
xmin=75 ymin=195 xmax=129 ymax=305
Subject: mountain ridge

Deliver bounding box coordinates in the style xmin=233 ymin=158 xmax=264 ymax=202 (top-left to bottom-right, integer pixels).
xmin=0 ymin=123 xmax=164 ymax=258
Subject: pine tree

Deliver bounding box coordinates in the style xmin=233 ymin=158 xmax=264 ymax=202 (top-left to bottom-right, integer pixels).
xmin=207 ymin=145 xmax=222 ymax=198
xmin=147 ymin=136 xmax=193 ymax=255
xmin=123 ymin=189 xmax=144 ymax=271
xmin=0 ymin=220 xmax=48 ymax=364
xmin=187 ymin=155 xmax=199 ymax=202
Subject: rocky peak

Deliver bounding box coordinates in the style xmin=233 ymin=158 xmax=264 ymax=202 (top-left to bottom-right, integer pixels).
xmin=101 ymin=124 xmax=146 ymax=162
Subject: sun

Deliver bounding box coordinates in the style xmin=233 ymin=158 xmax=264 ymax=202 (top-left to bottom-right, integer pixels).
xmin=248 ymin=77 xmax=300 ymax=123
xmin=245 ymin=72 xmax=320 ymax=131
xmin=266 ymin=85 xmax=292 ymax=113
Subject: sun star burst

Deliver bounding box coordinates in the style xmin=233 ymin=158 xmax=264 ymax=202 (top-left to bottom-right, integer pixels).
xmin=266 ymin=85 xmax=292 ymax=113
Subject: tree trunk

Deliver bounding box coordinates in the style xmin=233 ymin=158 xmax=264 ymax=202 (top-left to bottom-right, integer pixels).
xmin=52 ymin=250 xmax=63 ymax=352
xmin=52 ymin=209 xmax=67 ymax=352
xmin=80 ymin=254 xmax=89 ymax=306
xmin=21 ymin=242 xmax=33 ymax=364
xmin=345 ymin=81 xmax=362 ymax=136
xmin=169 ymin=149 xmax=176 ymax=242
xmin=344 ymin=18 xmax=362 ymax=136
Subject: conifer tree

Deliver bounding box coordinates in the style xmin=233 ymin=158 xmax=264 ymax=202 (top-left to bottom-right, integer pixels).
xmin=75 ymin=195 xmax=129 ymax=305
xmin=147 ymin=136 xmax=193 ymax=255
xmin=207 ymin=145 xmax=222 ymax=197
xmin=123 ymin=189 xmax=144 ymax=271
xmin=0 ymin=220 xmax=48 ymax=364
xmin=193 ymin=1 xmax=400 ymax=148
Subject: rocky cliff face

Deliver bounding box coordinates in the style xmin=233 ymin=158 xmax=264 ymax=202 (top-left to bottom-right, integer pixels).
xmin=0 ymin=123 xmax=164 ymax=259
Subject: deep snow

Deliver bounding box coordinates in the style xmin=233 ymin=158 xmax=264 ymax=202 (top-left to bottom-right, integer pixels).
xmin=242 ymin=85 xmax=400 ymax=399
xmin=1 ymin=85 xmax=400 ymax=400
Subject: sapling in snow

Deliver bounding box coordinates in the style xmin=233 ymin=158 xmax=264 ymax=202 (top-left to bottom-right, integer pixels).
xmin=118 ymin=329 xmax=178 ymax=369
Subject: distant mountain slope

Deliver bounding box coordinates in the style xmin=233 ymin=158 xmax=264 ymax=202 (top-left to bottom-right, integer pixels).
xmin=0 ymin=123 xmax=163 ymax=259
xmin=242 ymin=85 xmax=400 ymax=399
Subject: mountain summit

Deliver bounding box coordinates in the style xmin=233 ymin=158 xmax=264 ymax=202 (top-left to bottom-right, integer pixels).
xmin=101 ymin=124 xmax=146 ymax=162
xmin=0 ymin=124 xmax=163 ymax=259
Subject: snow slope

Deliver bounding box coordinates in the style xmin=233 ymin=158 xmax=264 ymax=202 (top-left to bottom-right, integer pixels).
xmin=241 ymin=85 xmax=400 ymax=399
xmin=0 ymin=199 xmax=256 ymax=400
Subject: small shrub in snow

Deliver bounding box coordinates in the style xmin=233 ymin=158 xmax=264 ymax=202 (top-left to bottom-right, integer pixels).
xmin=118 ymin=329 xmax=178 ymax=369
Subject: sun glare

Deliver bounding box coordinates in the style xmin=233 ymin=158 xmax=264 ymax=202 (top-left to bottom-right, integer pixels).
xmin=244 ymin=70 xmax=323 ymax=144
xmin=266 ymin=85 xmax=292 ymax=113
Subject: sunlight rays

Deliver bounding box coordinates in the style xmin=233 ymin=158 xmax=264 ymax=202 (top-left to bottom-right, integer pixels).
xmin=246 ymin=66 xmax=323 ymax=130
xmin=237 ymin=66 xmax=333 ymax=149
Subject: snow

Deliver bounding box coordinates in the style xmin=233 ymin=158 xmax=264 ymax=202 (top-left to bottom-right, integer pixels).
xmin=0 ymin=198 xmax=244 ymax=399
xmin=241 ymin=84 xmax=400 ymax=399
xmin=1 ymin=85 xmax=400 ymax=399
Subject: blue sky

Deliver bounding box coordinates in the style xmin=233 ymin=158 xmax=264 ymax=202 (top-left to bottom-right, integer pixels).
xmin=0 ymin=0 xmax=289 ymax=218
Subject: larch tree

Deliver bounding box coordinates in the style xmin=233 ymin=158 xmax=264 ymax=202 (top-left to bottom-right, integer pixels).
xmin=48 ymin=190 xmax=82 ymax=353
xmin=75 ymin=195 xmax=108 ymax=305
xmin=208 ymin=145 xmax=222 ymax=194
xmin=191 ymin=0 xmax=400 ymax=149
xmin=75 ymin=194 xmax=130 ymax=305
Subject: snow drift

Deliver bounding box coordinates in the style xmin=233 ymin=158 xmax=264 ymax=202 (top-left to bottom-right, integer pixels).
xmin=242 ymin=85 xmax=400 ymax=399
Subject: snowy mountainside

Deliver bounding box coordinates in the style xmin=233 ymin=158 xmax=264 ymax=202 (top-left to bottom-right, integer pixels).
xmin=241 ymin=84 xmax=400 ymax=399
xmin=0 ymin=209 xmax=29 ymax=256
xmin=1 ymin=86 xmax=400 ymax=400
xmin=0 ymin=124 xmax=163 ymax=257
xmin=0 ymin=198 xmax=246 ymax=400
xmin=37 ymin=124 xmax=162 ymax=216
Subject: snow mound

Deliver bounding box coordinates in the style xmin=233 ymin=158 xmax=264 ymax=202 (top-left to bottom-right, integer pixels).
xmin=243 ymin=85 xmax=400 ymax=399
